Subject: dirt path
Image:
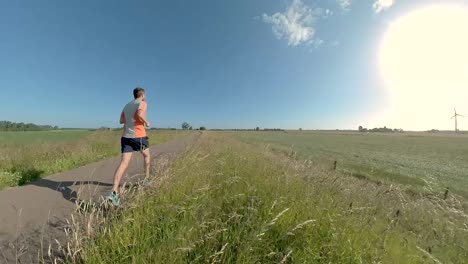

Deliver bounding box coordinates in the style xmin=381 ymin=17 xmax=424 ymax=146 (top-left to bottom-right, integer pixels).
xmin=0 ymin=133 xmax=200 ymax=263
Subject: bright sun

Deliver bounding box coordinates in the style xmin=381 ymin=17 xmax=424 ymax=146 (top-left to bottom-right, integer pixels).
xmin=378 ymin=5 xmax=468 ymax=130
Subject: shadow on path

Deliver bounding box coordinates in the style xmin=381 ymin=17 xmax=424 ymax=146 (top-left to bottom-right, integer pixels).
xmin=31 ymin=178 xmax=113 ymax=204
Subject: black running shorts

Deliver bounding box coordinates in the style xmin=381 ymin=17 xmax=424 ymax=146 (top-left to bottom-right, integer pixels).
xmin=121 ymin=136 xmax=149 ymax=153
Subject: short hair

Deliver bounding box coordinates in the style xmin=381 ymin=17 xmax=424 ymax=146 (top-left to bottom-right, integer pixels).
xmin=133 ymin=87 xmax=145 ymax=99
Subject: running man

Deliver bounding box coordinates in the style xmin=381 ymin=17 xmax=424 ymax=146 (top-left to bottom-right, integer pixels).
xmin=107 ymin=87 xmax=150 ymax=206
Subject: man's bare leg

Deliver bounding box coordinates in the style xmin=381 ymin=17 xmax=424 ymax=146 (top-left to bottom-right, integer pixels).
xmin=141 ymin=148 xmax=151 ymax=179
xmin=112 ymin=152 xmax=133 ymax=193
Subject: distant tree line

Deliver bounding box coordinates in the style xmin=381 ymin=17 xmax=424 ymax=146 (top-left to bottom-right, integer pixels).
xmin=149 ymin=127 xmax=177 ymax=130
xmin=358 ymin=126 xmax=403 ymax=133
xmin=211 ymin=127 xmax=286 ymax=131
xmin=0 ymin=121 xmax=58 ymax=131
xmin=180 ymin=124 xmax=288 ymax=132
xmin=211 ymin=128 xmax=255 ymax=131
xmin=263 ymin=128 xmax=284 ymax=131
xmin=181 ymin=122 xmax=205 ymax=131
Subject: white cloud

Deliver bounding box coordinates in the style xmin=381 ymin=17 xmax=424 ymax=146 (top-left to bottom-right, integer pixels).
xmin=338 ymin=0 xmax=351 ymax=12
xmin=318 ymin=8 xmax=333 ymax=18
xmin=314 ymin=38 xmax=324 ymax=48
xmin=373 ymin=0 xmax=394 ymax=13
xmin=262 ymin=0 xmax=319 ymax=46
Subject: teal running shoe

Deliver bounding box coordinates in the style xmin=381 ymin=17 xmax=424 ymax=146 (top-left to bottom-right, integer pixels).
xmin=106 ymin=192 xmax=120 ymax=207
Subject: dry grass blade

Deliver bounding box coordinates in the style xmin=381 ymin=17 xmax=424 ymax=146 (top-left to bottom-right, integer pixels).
xmin=279 ymin=250 xmax=292 ymax=264
xmin=209 ymin=242 xmax=229 ymax=264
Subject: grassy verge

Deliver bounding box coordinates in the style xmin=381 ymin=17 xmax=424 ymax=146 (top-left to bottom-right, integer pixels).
xmin=0 ymin=130 xmax=191 ymax=189
xmin=69 ymin=132 xmax=467 ymax=263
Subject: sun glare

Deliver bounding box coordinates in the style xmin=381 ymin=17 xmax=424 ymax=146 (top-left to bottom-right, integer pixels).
xmin=378 ymin=5 xmax=468 ymax=130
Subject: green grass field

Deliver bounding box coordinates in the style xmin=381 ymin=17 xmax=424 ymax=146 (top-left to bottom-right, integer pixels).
xmin=67 ymin=132 xmax=467 ymax=264
xmin=0 ymin=130 xmax=191 ymax=189
xmin=2 ymin=130 xmax=466 ymax=263
xmin=232 ymin=131 xmax=468 ymax=198
xmin=0 ymin=130 xmax=90 ymax=144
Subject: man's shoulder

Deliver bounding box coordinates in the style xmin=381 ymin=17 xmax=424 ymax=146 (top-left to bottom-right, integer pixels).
xmin=137 ymin=100 xmax=147 ymax=110
xmin=123 ymin=99 xmax=145 ymax=111
xmin=123 ymin=101 xmax=132 ymax=109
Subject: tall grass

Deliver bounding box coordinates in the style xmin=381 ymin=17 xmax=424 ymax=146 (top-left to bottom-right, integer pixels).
xmin=64 ymin=132 xmax=467 ymax=263
xmin=0 ymin=130 xmax=191 ymax=189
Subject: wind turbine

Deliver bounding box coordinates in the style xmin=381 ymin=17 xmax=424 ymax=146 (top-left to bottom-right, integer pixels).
xmin=450 ymin=108 xmax=465 ymax=133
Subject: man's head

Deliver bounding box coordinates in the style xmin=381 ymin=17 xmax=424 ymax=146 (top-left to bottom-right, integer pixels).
xmin=133 ymin=87 xmax=145 ymax=100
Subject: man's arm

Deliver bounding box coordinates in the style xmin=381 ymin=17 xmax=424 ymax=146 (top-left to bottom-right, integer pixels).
xmin=137 ymin=109 xmax=150 ymax=127
xmin=119 ymin=112 xmax=125 ymax=124
xmin=137 ymin=102 xmax=150 ymax=127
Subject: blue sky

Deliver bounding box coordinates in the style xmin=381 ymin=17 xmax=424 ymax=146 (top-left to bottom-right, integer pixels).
xmin=1 ymin=0 xmax=467 ymax=130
